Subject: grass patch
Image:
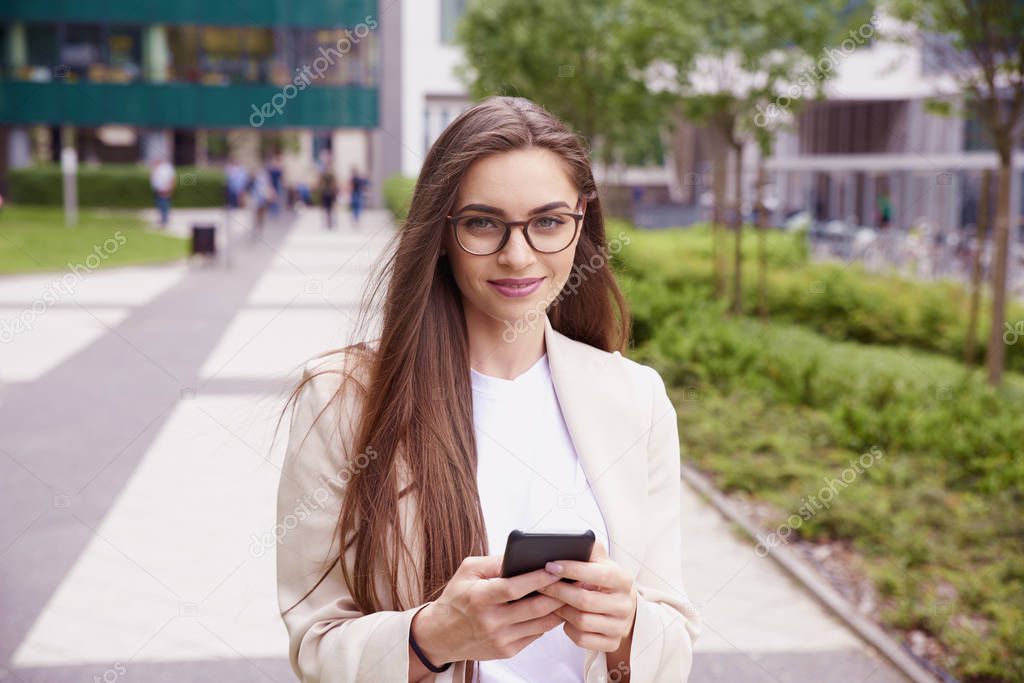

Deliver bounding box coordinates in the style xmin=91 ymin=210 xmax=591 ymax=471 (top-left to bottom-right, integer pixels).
xmin=672 ymin=384 xmax=1023 ymax=681
xmin=0 ymin=206 xmax=188 ymax=275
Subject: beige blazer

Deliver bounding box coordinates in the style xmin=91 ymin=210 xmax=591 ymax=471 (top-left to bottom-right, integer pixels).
xmin=276 ymin=314 xmax=701 ymax=682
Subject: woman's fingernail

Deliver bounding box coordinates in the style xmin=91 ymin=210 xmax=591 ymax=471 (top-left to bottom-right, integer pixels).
xmin=546 ymin=562 xmax=563 ymax=574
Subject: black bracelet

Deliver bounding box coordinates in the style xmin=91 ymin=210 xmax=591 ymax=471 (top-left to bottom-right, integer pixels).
xmin=409 ymin=605 xmax=452 ymax=673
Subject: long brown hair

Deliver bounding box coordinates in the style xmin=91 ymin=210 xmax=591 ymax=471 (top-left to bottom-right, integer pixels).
xmin=276 ymin=95 xmax=630 ymax=651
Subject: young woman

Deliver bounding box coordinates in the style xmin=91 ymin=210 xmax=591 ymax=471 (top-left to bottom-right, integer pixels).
xmin=275 ymin=96 xmax=700 ymax=683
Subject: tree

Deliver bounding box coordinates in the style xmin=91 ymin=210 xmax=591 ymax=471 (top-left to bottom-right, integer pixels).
xmin=890 ymin=0 xmax=1024 ymax=385
xmin=644 ymin=0 xmax=876 ymax=313
xmin=456 ymin=0 xmax=676 ymax=168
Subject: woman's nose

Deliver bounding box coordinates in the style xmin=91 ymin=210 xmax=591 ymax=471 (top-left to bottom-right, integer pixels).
xmin=497 ymin=226 xmax=536 ymax=268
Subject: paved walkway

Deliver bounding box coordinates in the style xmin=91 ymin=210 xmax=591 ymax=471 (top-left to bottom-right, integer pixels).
xmin=0 ymin=206 xmax=908 ymax=682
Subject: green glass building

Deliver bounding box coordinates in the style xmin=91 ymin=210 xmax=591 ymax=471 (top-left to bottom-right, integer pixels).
xmin=0 ymin=0 xmax=401 ymax=197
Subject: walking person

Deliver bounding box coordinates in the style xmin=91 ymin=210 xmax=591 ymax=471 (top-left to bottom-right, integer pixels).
xmin=275 ymin=97 xmax=700 ymax=683
xmin=318 ymin=161 xmax=339 ymax=230
xmin=251 ymin=164 xmax=276 ymax=239
xmin=348 ymin=167 xmax=369 ymax=229
xmin=149 ymin=157 xmax=175 ymax=228
xmin=225 ymin=159 xmax=249 ymax=210
xmin=268 ymin=153 xmax=284 ymax=216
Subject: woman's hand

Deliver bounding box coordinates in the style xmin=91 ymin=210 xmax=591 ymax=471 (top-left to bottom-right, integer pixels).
xmin=411 ymin=555 xmax=567 ymax=666
xmin=537 ymin=540 xmax=638 ymax=653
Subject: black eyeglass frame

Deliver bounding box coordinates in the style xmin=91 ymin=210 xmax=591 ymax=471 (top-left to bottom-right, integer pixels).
xmin=447 ymin=191 xmax=593 ymax=256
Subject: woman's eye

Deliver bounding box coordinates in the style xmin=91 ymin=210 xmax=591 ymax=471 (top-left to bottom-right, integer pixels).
xmin=532 ymin=215 xmax=567 ymax=230
xmin=464 ymin=216 xmax=498 ymax=230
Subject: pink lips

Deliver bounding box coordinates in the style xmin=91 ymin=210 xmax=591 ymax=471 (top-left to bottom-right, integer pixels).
xmin=488 ymin=277 xmax=544 ymax=298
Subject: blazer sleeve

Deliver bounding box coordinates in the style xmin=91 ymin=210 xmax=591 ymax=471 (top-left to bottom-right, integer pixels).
xmin=626 ymin=366 xmax=701 ymax=681
xmin=276 ymin=358 xmax=428 ymax=682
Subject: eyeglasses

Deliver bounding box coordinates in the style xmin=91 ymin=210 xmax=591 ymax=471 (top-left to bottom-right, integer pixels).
xmin=447 ymin=193 xmax=588 ymax=256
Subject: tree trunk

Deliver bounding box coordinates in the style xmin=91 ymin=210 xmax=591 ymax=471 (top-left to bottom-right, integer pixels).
xmin=710 ymin=122 xmax=730 ymax=300
xmin=730 ymin=142 xmax=744 ymax=315
xmin=965 ymin=169 xmax=991 ymax=367
xmin=756 ymin=162 xmax=769 ymax=319
xmin=712 ymin=157 xmax=726 ymax=299
xmin=985 ymin=151 xmax=1013 ymax=385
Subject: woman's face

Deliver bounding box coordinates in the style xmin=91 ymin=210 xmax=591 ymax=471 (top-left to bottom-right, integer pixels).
xmin=444 ymin=147 xmax=583 ymax=326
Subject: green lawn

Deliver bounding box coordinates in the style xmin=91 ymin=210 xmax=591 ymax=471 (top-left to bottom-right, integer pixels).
xmin=0 ymin=206 xmax=189 ymax=275
xmin=617 ymin=224 xmax=1024 ymax=682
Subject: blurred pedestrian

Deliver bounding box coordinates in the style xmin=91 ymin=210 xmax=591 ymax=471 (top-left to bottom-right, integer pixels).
xmin=149 ymin=157 xmax=175 ymax=227
xmin=252 ymin=165 xmax=277 ymax=238
xmin=296 ymin=180 xmax=313 ymax=207
xmin=318 ymin=162 xmax=339 ymax=230
xmin=268 ymin=153 xmax=284 ymax=216
xmin=225 ymin=160 xmax=249 ymax=209
xmin=877 ymin=193 xmax=892 ymax=229
xmin=349 ymin=167 xmax=369 ymax=229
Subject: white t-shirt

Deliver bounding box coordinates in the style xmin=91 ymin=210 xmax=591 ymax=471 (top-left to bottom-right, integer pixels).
xmin=150 ymin=161 xmax=175 ymax=194
xmin=471 ymin=352 xmax=610 ymax=683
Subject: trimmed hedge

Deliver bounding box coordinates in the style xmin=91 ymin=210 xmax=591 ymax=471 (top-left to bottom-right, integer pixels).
xmin=9 ymin=164 xmax=226 ymax=208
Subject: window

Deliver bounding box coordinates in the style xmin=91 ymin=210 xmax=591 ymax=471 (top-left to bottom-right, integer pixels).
xmin=290 ymin=28 xmax=376 ymax=87
xmin=166 ymin=26 xmax=276 ymax=85
xmin=25 ymin=24 xmax=58 ymax=81
xmin=922 ymin=31 xmax=960 ymax=75
xmin=9 ymin=21 xmax=374 ymax=87
xmin=13 ymin=23 xmax=140 ymax=83
xmin=199 ymin=27 xmax=274 ymax=84
xmin=167 ymin=25 xmax=201 ymax=82
xmin=424 ymin=96 xmax=470 ymax=151
xmin=106 ymin=27 xmax=142 ymax=82
xmin=61 ymin=24 xmax=103 ymax=81
xmin=440 ymin=0 xmax=467 ymax=44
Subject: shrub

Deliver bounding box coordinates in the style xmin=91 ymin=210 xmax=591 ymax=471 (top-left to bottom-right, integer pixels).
xmin=613 ymin=221 xmax=1024 ymax=372
xmin=617 ymin=225 xmax=1024 ymax=681
xmin=382 ymin=173 xmax=416 ymax=223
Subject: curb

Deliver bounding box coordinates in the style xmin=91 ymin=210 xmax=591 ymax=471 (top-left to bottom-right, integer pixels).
xmin=680 ymin=464 xmax=940 ymax=683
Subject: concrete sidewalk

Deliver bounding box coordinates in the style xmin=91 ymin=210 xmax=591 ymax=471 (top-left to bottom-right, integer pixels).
xmin=0 ymin=206 xmax=908 ymax=682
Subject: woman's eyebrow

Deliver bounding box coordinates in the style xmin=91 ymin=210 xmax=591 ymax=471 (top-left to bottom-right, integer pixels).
xmin=454 ymin=200 xmax=571 ymax=216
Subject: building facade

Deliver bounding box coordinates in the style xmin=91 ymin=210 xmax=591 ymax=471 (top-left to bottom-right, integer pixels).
xmin=0 ymin=0 xmax=405 ymax=204
xmin=669 ymin=13 xmax=1023 ymax=238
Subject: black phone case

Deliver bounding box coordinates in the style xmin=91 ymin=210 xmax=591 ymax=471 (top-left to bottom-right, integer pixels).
xmin=500 ymin=529 xmax=596 ymax=599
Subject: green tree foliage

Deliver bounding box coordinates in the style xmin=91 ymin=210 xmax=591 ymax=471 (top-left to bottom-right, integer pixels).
xmin=888 ymin=0 xmax=1024 ymax=385
xmin=456 ymin=0 xmax=681 ymax=166
xmin=643 ymin=0 xmax=876 ymax=313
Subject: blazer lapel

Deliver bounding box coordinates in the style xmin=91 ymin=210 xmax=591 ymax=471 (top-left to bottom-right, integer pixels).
xmin=542 ymin=315 xmax=648 ymax=577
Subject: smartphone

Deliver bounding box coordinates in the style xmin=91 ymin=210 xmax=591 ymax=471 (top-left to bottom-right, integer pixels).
xmin=500 ymin=529 xmax=596 ymax=600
